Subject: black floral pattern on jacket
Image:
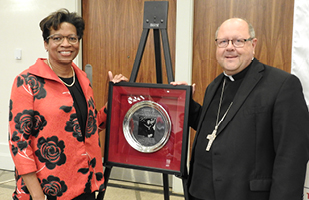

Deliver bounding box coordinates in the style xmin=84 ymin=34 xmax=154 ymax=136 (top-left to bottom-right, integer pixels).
xmin=14 ymin=109 xmax=47 ymax=139
xmin=11 ymin=109 xmax=47 ymax=155
xmin=41 ymin=175 xmax=67 ymax=198
xmin=78 ymin=157 xmax=104 ymax=193
xmin=17 ymin=73 xmax=46 ymax=100
xmin=35 ymin=136 xmax=66 ymax=170
xmin=86 ymin=109 xmax=97 ymax=138
xmin=9 ymin=99 xmax=13 ymax=122
xmin=65 ymin=113 xmax=83 ymax=142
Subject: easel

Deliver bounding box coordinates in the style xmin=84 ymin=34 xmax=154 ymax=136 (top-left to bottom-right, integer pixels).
xmin=129 ymin=1 xmax=173 ymax=84
xmin=97 ymin=2 xmax=189 ymax=199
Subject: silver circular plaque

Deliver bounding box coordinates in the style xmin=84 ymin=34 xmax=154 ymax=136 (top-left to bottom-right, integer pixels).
xmin=123 ymin=101 xmax=171 ymax=153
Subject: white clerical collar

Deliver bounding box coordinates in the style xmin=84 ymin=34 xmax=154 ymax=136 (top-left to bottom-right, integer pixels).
xmin=223 ymin=71 xmax=235 ymax=81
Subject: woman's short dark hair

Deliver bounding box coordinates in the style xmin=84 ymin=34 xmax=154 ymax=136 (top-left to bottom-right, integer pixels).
xmin=39 ymin=8 xmax=85 ymax=42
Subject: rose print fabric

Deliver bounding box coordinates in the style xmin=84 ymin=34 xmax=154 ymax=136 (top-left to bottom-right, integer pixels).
xmin=9 ymin=58 xmax=106 ymax=200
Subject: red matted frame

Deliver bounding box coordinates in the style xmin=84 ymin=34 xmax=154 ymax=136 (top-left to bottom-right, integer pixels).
xmin=104 ymin=82 xmax=191 ymax=176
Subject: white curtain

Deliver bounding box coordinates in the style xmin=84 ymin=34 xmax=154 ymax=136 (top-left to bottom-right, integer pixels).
xmin=291 ymin=0 xmax=309 ymax=108
xmin=291 ymin=1 xmax=309 ymax=199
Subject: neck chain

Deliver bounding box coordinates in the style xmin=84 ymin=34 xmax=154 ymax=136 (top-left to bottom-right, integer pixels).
xmin=47 ymin=59 xmax=75 ymax=87
xmin=215 ymin=78 xmax=233 ymax=128
xmin=206 ymin=78 xmax=233 ymax=151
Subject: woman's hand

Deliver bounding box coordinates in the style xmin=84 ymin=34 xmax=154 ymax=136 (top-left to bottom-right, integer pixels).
xmin=104 ymin=71 xmax=128 ymax=112
xmin=21 ymin=172 xmax=46 ymax=200
xmin=108 ymin=71 xmax=128 ymax=83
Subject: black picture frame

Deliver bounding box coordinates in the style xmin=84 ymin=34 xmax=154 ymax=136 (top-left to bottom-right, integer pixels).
xmin=104 ymin=82 xmax=191 ymax=176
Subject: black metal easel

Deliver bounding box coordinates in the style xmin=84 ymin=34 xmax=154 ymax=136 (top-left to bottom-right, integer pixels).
xmin=129 ymin=1 xmax=174 ymax=84
xmin=97 ymin=2 xmax=188 ymax=200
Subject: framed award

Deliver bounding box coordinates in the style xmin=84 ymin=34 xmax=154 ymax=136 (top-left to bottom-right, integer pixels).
xmin=104 ymin=82 xmax=191 ymax=176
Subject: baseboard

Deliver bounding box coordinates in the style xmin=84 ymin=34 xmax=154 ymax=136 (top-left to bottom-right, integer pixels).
xmin=0 ymin=143 xmax=14 ymax=171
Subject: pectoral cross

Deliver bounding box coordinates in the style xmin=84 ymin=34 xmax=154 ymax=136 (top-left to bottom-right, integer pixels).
xmin=206 ymin=126 xmax=218 ymax=151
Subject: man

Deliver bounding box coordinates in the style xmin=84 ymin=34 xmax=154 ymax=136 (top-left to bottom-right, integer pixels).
xmin=172 ymin=18 xmax=309 ymax=200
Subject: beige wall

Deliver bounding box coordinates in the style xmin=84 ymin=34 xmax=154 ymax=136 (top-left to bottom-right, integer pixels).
xmin=0 ymin=0 xmax=81 ymax=170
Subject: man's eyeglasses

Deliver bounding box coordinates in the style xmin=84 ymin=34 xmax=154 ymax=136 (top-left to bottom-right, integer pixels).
xmin=215 ymin=38 xmax=253 ymax=48
xmin=47 ymin=34 xmax=79 ymax=44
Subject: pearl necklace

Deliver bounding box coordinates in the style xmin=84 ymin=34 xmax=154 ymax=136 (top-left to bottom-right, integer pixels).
xmin=47 ymin=59 xmax=75 ymax=87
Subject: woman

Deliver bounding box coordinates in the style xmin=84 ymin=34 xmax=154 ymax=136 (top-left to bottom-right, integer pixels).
xmin=8 ymin=9 xmax=127 ymax=200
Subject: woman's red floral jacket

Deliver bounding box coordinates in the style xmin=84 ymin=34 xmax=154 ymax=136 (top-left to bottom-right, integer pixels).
xmin=9 ymin=58 xmax=106 ymax=199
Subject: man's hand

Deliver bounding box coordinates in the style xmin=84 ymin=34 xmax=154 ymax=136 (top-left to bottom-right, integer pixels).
xmin=170 ymin=81 xmax=196 ymax=95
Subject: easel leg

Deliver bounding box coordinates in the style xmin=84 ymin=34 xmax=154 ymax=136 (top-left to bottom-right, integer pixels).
xmin=160 ymin=29 xmax=174 ymax=83
xmin=97 ymin=166 xmax=113 ymax=200
xmin=153 ymin=29 xmax=163 ymax=83
xmin=129 ymin=29 xmax=150 ymax=82
xmin=182 ymin=178 xmax=189 ymax=200
xmin=163 ymin=173 xmax=170 ymax=200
